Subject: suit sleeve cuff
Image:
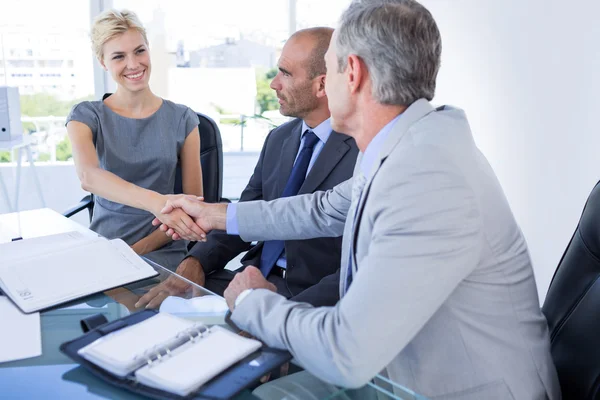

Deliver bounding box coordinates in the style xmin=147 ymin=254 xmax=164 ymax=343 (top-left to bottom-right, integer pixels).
xmin=231 ymin=289 xmax=273 ymax=330
xmin=234 ymin=288 xmax=254 ymax=308
xmin=226 ymin=203 xmax=239 ymax=235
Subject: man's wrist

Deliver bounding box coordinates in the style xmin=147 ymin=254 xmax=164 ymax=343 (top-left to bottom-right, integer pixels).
xmin=208 ymin=203 xmax=229 ymax=231
xmin=234 ymin=288 xmax=254 ymax=309
xmin=178 ymin=256 xmax=197 ymax=271
xmin=178 ymin=256 xmax=204 ymax=278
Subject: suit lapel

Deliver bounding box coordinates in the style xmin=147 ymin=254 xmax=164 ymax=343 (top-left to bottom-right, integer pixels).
xmin=299 ymin=131 xmax=351 ymax=195
xmin=340 ymin=155 xmax=363 ymax=297
xmin=348 ymin=99 xmax=437 ymax=280
xmin=276 ymin=122 xmax=303 ymax=196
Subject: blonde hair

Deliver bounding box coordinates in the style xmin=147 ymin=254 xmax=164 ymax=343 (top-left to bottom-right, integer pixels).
xmin=91 ymin=9 xmax=148 ymax=61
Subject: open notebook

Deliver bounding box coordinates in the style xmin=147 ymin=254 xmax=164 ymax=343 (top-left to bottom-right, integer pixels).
xmin=78 ymin=313 xmax=262 ymax=397
xmin=0 ymin=231 xmax=158 ymax=313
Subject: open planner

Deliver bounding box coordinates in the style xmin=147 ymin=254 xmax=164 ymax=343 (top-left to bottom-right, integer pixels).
xmin=61 ymin=310 xmax=292 ymax=399
xmin=0 ymin=231 xmax=158 ymax=313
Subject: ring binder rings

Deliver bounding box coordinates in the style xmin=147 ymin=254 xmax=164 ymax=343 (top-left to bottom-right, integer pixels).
xmin=60 ymin=310 xmax=292 ymax=400
xmin=136 ymin=323 xmax=210 ymax=369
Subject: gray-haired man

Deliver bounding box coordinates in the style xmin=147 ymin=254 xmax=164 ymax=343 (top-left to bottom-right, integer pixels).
xmin=157 ymin=1 xmax=561 ymax=399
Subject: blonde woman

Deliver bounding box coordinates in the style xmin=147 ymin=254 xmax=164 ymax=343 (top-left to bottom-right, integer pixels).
xmin=66 ymin=9 xmax=204 ymax=270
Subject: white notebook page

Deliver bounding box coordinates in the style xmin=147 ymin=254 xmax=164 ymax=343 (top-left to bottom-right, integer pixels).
xmin=0 ymin=232 xmax=158 ymax=313
xmin=0 ymin=296 xmax=41 ymax=363
xmin=135 ymin=326 xmax=262 ymax=396
xmin=79 ymin=313 xmax=195 ymax=377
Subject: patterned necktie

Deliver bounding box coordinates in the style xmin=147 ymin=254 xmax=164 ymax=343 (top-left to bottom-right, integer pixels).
xmin=259 ymin=130 xmax=320 ymax=277
xmin=344 ymin=172 xmax=368 ymax=291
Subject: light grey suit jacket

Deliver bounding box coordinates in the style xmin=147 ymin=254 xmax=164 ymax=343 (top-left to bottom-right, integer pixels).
xmin=230 ymin=99 xmax=561 ymax=400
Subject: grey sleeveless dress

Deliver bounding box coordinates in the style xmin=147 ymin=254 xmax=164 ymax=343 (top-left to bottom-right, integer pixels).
xmin=66 ymin=99 xmax=200 ymax=271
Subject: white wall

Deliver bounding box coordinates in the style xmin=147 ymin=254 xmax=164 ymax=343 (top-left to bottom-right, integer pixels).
xmin=422 ymin=0 xmax=600 ymax=301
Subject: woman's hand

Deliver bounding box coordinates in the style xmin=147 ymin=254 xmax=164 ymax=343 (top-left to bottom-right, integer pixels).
xmin=153 ymin=206 xmax=206 ymax=241
xmin=152 ymin=195 xmax=206 ymax=241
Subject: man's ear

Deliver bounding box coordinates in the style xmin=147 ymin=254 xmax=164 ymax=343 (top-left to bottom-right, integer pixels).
xmin=315 ymin=74 xmax=326 ymax=98
xmin=346 ymin=54 xmax=364 ymax=95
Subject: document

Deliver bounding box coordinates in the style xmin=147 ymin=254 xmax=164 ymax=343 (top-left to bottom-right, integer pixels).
xmin=0 ymin=231 xmax=159 ymax=313
xmin=0 ymin=296 xmax=41 ymax=363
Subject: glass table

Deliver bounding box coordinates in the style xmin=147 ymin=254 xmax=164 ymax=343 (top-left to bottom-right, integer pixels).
xmin=0 ymin=208 xmax=427 ymax=400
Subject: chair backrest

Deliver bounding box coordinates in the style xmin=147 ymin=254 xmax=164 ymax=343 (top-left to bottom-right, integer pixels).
xmin=174 ymin=112 xmax=223 ymax=203
xmin=542 ymin=181 xmax=600 ymax=399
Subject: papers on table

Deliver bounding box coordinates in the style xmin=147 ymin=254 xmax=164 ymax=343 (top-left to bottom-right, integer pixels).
xmin=0 ymin=231 xmax=159 ymax=313
xmin=0 ymin=296 xmax=41 ymax=363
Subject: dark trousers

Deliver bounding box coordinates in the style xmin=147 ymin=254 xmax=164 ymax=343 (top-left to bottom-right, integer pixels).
xmin=204 ymin=267 xmax=293 ymax=298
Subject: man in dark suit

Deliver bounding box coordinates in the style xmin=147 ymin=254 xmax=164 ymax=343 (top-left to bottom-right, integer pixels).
xmin=136 ymin=27 xmax=358 ymax=308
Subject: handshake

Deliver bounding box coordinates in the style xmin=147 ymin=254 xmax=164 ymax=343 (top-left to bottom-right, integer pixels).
xmin=139 ymin=194 xmax=277 ymax=311
xmin=150 ymin=195 xmax=228 ymax=241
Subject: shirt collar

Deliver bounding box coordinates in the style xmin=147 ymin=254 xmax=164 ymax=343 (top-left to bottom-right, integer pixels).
xmin=360 ymin=114 xmax=402 ymax=178
xmin=301 ymin=118 xmax=332 ymax=144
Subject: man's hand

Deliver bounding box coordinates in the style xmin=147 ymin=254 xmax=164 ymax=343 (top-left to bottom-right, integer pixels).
xmin=134 ymin=257 xmax=205 ymax=309
xmin=175 ymin=256 xmax=206 ymax=286
xmin=152 ymin=206 xmax=205 ymax=242
xmin=224 ymin=266 xmax=277 ymax=311
xmin=152 ymin=195 xmax=228 ymax=240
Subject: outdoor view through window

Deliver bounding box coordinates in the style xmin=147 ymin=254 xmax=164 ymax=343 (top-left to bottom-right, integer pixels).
xmin=0 ymin=0 xmax=349 ymax=214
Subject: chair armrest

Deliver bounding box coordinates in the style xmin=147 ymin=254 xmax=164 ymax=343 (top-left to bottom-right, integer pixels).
xmin=63 ymin=195 xmax=94 ymax=219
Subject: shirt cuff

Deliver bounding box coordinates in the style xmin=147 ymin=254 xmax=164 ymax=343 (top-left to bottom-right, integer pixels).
xmin=234 ymin=288 xmax=254 ymax=308
xmin=226 ymin=203 xmax=239 ymax=235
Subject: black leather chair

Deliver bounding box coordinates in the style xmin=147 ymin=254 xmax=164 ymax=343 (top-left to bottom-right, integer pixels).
xmin=542 ymin=181 xmax=600 ymax=399
xmin=63 ymin=112 xmax=224 ymax=221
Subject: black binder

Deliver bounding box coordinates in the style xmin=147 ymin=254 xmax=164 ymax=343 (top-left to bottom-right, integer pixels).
xmin=60 ymin=309 xmax=292 ymax=400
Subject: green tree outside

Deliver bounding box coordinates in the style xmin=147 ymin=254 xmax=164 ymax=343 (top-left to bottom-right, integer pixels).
xmin=256 ymin=68 xmax=279 ymax=114
xmin=0 ymin=93 xmax=92 ymax=163
xmin=20 ymin=93 xmax=94 ymax=133
xmin=0 ymin=151 xmax=11 ymax=162
xmin=55 ymin=136 xmax=73 ymax=161
xmin=20 ymin=93 xmax=84 ymax=117
xmin=37 ymin=153 xmax=51 ymax=162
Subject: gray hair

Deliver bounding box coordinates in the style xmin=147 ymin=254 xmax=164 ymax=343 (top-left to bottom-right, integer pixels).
xmin=336 ymin=0 xmax=442 ymax=105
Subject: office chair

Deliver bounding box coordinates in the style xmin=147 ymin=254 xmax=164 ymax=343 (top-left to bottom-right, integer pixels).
xmin=542 ymin=180 xmax=600 ymax=399
xmin=63 ymin=111 xmax=224 ymax=221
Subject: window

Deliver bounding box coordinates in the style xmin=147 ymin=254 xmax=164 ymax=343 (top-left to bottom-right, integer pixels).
xmin=296 ymin=0 xmax=351 ymax=29
xmin=8 ymin=60 xmax=35 ymax=68
xmin=109 ymin=0 xmax=350 ymax=198
xmin=111 ymin=0 xmax=289 ymax=198
xmin=0 ymin=0 xmax=94 ymax=166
